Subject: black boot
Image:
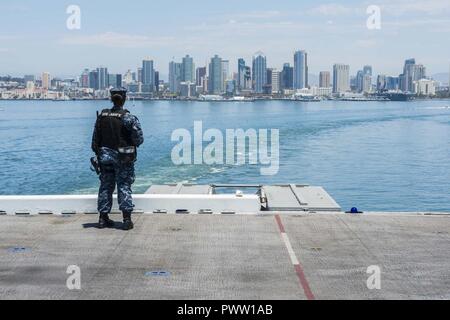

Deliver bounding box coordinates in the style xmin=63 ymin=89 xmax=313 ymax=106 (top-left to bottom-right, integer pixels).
xmin=98 ymin=213 xmax=115 ymax=229
xmin=122 ymin=212 xmax=134 ymax=231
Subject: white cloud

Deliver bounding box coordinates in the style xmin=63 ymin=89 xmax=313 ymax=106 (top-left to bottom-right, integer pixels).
xmin=227 ymin=10 xmax=282 ymax=20
xmin=381 ymin=0 xmax=450 ymax=16
xmin=60 ymin=32 xmax=174 ymax=48
xmin=308 ymin=4 xmax=359 ymax=16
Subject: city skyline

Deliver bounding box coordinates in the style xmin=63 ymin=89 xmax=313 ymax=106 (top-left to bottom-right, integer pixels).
xmin=1 ymin=0 xmax=449 ymax=77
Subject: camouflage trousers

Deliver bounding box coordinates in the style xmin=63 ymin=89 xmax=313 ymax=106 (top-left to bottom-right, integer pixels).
xmin=98 ymin=162 xmax=136 ymax=214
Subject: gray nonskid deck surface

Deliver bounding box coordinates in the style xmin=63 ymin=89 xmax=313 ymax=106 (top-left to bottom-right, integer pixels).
xmin=0 ymin=214 xmax=449 ymax=300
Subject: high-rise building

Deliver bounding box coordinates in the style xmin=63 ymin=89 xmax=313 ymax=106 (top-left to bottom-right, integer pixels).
xmin=363 ymin=65 xmax=373 ymax=76
xmin=252 ymin=52 xmax=267 ymax=94
xmin=196 ymin=67 xmax=206 ymax=87
xmin=154 ymin=71 xmax=159 ymax=93
xmin=222 ymin=60 xmax=230 ymax=92
xmin=400 ymin=58 xmax=426 ymax=93
xmin=377 ymin=74 xmax=387 ymax=91
xmin=356 ymin=70 xmax=364 ymax=92
xmin=363 ymin=74 xmax=372 ymax=93
xmin=123 ymin=70 xmax=133 ymax=85
xmin=181 ymin=55 xmax=195 ymax=83
xmin=319 ymin=71 xmax=331 ymax=88
xmin=264 ymin=68 xmax=273 ymax=94
xmin=80 ymin=69 xmax=89 ymax=88
xmin=281 ymin=63 xmax=294 ymax=90
xmin=333 ymin=64 xmax=350 ymax=94
xmin=89 ymin=70 xmax=99 ymax=90
xmin=137 ymin=68 xmax=143 ymax=83
xmin=237 ymin=58 xmax=246 ymax=91
xmin=142 ymin=59 xmax=155 ymax=93
xmin=97 ymin=67 xmax=108 ymax=90
xmin=271 ymin=69 xmax=281 ymax=94
xmin=108 ymin=74 xmax=122 ymax=88
xmin=42 ymin=72 xmax=51 ymax=90
xmin=208 ymin=55 xmax=223 ymax=95
xmin=169 ymin=61 xmax=182 ymax=94
xmin=294 ymin=50 xmax=308 ymax=89
xmin=386 ymin=76 xmax=399 ymax=90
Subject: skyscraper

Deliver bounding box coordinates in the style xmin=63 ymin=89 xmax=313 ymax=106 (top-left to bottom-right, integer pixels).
xmin=89 ymin=70 xmax=99 ymax=90
xmin=333 ymin=64 xmax=350 ymax=94
xmin=377 ymin=75 xmax=387 ymax=91
xmin=196 ymin=67 xmax=206 ymax=87
xmin=97 ymin=67 xmax=108 ymax=90
xmin=181 ymin=55 xmax=195 ymax=83
xmin=208 ymin=55 xmax=223 ymax=95
xmin=237 ymin=58 xmax=246 ymax=91
xmin=294 ymin=50 xmax=308 ymax=89
xmin=271 ymin=69 xmax=281 ymax=94
xmin=281 ymin=63 xmax=294 ymax=90
xmin=252 ymin=52 xmax=267 ymax=94
xmin=142 ymin=59 xmax=155 ymax=93
xmin=80 ymin=69 xmax=89 ymax=88
xmin=42 ymin=72 xmax=51 ymax=90
xmin=356 ymin=70 xmax=364 ymax=92
xmin=154 ymin=71 xmax=159 ymax=93
xmin=363 ymin=65 xmax=373 ymax=76
xmin=222 ymin=60 xmax=230 ymax=92
xmin=319 ymin=71 xmax=330 ymax=88
xmin=169 ymin=61 xmax=182 ymax=93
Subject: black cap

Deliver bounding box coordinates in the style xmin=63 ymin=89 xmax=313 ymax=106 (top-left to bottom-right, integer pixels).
xmin=110 ymin=87 xmax=127 ymax=97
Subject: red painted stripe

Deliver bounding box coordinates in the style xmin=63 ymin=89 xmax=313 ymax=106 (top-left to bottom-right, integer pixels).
xmin=294 ymin=264 xmax=316 ymax=300
xmin=275 ymin=214 xmax=286 ymax=233
xmin=275 ymin=215 xmax=316 ymax=300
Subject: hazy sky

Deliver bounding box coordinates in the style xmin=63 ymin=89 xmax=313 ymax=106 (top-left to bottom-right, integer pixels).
xmin=1 ymin=0 xmax=449 ymax=79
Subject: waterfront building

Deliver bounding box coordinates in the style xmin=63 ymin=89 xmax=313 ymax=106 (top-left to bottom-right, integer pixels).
xmin=414 ymin=79 xmax=436 ymax=96
xmin=333 ymin=64 xmax=350 ymax=94
xmin=400 ymin=59 xmax=426 ymax=93
xmin=377 ymin=74 xmax=387 ymax=91
xmin=181 ymin=55 xmax=195 ymax=83
xmin=179 ymin=81 xmax=197 ymax=97
xmin=237 ymin=58 xmax=246 ymax=91
xmin=208 ymin=55 xmax=223 ymax=95
xmin=319 ymin=71 xmax=331 ymax=88
xmin=222 ymin=60 xmax=230 ymax=92
xmin=294 ymin=50 xmax=308 ymax=89
xmin=196 ymin=67 xmax=207 ymax=87
xmin=169 ymin=61 xmax=182 ymax=94
xmin=79 ymin=70 xmax=89 ymax=88
xmin=281 ymin=63 xmax=294 ymax=90
xmin=97 ymin=67 xmax=108 ymax=90
xmin=42 ymin=72 xmax=51 ymax=90
xmin=271 ymin=69 xmax=281 ymax=94
xmin=123 ymin=70 xmax=133 ymax=85
xmin=89 ymin=70 xmax=99 ymax=90
xmin=252 ymin=52 xmax=267 ymax=94
xmin=142 ymin=59 xmax=155 ymax=93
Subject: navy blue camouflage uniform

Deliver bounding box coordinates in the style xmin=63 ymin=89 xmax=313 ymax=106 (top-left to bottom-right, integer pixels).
xmin=92 ymin=107 xmax=144 ymax=214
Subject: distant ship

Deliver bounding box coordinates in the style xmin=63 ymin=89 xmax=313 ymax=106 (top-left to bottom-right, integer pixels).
xmin=381 ymin=92 xmax=415 ymax=101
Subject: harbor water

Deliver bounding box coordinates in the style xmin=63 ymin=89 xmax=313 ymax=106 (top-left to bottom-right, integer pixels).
xmin=0 ymin=99 xmax=449 ymax=212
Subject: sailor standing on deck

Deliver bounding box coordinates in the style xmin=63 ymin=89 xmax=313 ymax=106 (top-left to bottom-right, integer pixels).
xmin=92 ymin=88 xmax=144 ymax=230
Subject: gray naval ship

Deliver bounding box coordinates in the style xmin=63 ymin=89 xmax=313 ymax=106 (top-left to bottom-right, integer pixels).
xmin=0 ymin=183 xmax=449 ymax=300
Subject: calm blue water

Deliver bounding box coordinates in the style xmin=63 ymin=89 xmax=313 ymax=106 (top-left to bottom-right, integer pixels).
xmin=0 ymin=99 xmax=449 ymax=212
